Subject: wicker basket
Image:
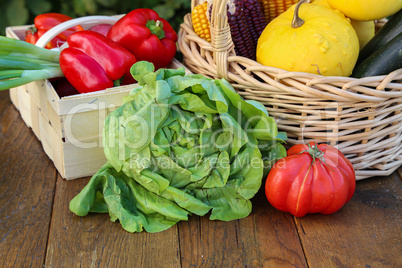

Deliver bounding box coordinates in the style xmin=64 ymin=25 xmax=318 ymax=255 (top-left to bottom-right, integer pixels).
xmin=178 ymin=0 xmax=402 ymax=180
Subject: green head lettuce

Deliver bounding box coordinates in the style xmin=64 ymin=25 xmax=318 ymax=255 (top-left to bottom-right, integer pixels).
xmin=70 ymin=61 xmax=287 ymax=233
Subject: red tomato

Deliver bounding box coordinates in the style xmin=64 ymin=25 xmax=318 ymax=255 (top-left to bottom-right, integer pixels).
xmin=265 ymin=142 xmax=356 ymax=217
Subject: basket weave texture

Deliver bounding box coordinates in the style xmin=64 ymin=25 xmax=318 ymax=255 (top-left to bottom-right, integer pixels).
xmin=178 ymin=0 xmax=402 ymax=180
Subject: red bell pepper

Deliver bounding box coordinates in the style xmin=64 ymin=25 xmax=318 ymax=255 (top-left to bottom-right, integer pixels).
xmin=25 ymin=29 xmax=39 ymax=46
xmin=25 ymin=13 xmax=84 ymax=49
xmin=88 ymin=24 xmax=112 ymax=36
xmin=107 ymin=9 xmax=177 ymax=70
xmin=59 ymin=31 xmax=137 ymax=94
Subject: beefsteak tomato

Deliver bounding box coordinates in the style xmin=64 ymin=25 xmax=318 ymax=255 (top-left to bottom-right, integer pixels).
xmin=265 ymin=142 xmax=356 ymax=217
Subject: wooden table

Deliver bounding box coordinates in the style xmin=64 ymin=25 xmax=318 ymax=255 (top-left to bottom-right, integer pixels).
xmin=0 ymin=89 xmax=401 ymax=267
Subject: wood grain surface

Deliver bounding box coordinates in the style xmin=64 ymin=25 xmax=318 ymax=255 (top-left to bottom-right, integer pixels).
xmin=0 ymin=90 xmax=401 ymax=268
xmin=295 ymin=173 xmax=402 ymax=268
xmin=45 ymin=175 xmax=181 ymax=267
xmin=177 ymin=190 xmax=307 ymax=267
xmin=0 ymin=91 xmax=57 ymax=267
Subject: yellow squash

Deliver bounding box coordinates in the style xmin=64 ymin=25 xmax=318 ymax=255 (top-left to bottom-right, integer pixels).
xmin=350 ymin=20 xmax=375 ymax=50
xmin=313 ymin=0 xmax=375 ymax=51
xmin=256 ymin=0 xmax=359 ymax=76
xmin=327 ymin=0 xmax=402 ymax=21
xmin=310 ymin=0 xmax=331 ymax=8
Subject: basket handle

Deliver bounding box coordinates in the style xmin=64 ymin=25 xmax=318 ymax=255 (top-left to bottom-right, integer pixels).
xmin=35 ymin=15 xmax=119 ymax=49
xmin=210 ymin=0 xmax=233 ymax=80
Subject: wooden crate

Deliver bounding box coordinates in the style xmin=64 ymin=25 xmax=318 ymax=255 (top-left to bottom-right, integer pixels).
xmin=5 ymin=24 xmax=185 ymax=179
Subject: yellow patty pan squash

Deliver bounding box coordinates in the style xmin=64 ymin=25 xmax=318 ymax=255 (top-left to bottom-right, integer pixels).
xmin=311 ymin=0 xmax=331 ymax=8
xmin=313 ymin=0 xmax=375 ymax=50
xmin=350 ymin=20 xmax=375 ymax=50
xmin=256 ymin=0 xmax=359 ymax=76
xmin=327 ymin=0 xmax=402 ymax=21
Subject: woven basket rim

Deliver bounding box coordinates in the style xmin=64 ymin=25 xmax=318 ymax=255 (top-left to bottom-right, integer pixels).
xmin=181 ymin=0 xmax=402 ymax=101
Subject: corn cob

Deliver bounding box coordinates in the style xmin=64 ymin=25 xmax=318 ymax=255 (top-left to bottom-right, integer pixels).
xmin=192 ymin=1 xmax=211 ymax=42
xmin=228 ymin=0 xmax=267 ymax=60
xmin=259 ymin=0 xmax=299 ymax=22
xmin=192 ymin=0 xmax=267 ymax=60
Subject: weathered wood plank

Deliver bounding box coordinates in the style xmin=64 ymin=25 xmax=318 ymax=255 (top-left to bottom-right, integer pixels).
xmin=295 ymin=170 xmax=402 ymax=267
xmin=178 ymin=189 xmax=308 ymax=267
xmin=45 ymin=175 xmax=182 ymax=267
xmin=0 ymin=91 xmax=57 ymax=267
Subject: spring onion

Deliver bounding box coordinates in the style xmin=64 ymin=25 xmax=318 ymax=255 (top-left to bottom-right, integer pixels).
xmin=0 ymin=36 xmax=63 ymax=91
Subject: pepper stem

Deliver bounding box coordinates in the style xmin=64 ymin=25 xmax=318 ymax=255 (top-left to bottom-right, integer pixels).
xmin=113 ymin=79 xmax=121 ymax=87
xmin=146 ymin=20 xmax=166 ymax=39
xmin=26 ymin=26 xmax=37 ymax=34
xmin=291 ymin=0 xmax=309 ymax=28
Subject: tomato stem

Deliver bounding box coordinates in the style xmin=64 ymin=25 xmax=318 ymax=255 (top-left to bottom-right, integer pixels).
xmin=306 ymin=143 xmax=324 ymax=161
xmin=300 ymin=142 xmax=335 ymax=171
xmin=299 ymin=142 xmax=324 ymax=165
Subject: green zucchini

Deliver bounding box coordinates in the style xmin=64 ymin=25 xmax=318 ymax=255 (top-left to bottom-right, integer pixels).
xmin=356 ymin=8 xmax=402 ymax=65
xmin=351 ymin=32 xmax=402 ymax=78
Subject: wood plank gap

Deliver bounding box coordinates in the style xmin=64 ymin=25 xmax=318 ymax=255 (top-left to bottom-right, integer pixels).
xmin=177 ymin=219 xmax=183 ymax=268
xmin=293 ymin=217 xmax=311 ymax=268
xmin=42 ymin=169 xmax=59 ymax=268
xmin=235 ymin=220 xmax=240 ymax=246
